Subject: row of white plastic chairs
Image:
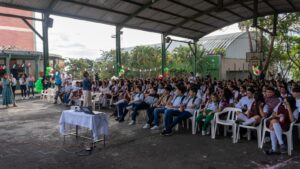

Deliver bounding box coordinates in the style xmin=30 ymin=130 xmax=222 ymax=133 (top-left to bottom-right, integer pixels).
xmin=40 ymin=88 xmax=56 ymax=102
xmin=127 ymin=107 xmax=300 ymax=156
xmin=193 ymin=107 xmax=300 ymax=156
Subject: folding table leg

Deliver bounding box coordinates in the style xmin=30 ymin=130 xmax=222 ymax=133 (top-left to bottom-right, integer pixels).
xmin=103 ymin=135 xmax=106 ymax=147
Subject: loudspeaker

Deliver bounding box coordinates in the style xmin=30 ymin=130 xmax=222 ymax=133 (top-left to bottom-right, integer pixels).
xmin=48 ymin=18 xmax=54 ymax=28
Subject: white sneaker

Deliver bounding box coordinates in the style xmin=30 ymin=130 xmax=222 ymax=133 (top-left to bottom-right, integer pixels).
xmin=206 ymin=130 xmax=210 ymax=135
xmin=143 ymin=124 xmax=150 ymax=129
xmin=128 ymin=120 xmax=136 ymax=126
xmin=150 ymin=125 xmax=159 ymax=130
xmin=202 ymin=130 xmax=206 ymax=136
xmin=126 ymin=106 xmax=133 ymax=110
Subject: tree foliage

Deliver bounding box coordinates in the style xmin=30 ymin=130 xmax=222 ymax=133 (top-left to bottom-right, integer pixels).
xmin=239 ymin=12 xmax=300 ymax=80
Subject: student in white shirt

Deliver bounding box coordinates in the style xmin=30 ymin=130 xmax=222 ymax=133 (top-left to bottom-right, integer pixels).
xmin=196 ymin=93 xmax=219 ymax=136
xmin=292 ymin=87 xmax=300 ymax=114
xmin=19 ymin=74 xmax=27 ymax=99
xmin=129 ymin=88 xmax=158 ymax=126
xmin=235 ymin=87 xmax=255 ymax=112
xmin=151 ymin=84 xmax=186 ymax=130
xmin=162 ymin=87 xmax=200 ymax=136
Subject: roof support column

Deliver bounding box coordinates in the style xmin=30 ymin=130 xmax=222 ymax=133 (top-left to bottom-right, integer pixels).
xmin=42 ymin=13 xmax=49 ymax=77
xmin=193 ymin=40 xmax=198 ymax=74
xmin=5 ymin=54 xmax=11 ymax=74
xmin=161 ymin=34 xmax=167 ymax=77
xmin=188 ymin=40 xmax=198 ymax=75
xmin=116 ymin=26 xmax=121 ymax=77
xmin=35 ymin=55 xmax=40 ymax=80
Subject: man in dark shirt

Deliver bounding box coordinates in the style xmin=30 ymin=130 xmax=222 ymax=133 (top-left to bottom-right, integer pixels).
xmin=82 ymin=71 xmax=92 ymax=107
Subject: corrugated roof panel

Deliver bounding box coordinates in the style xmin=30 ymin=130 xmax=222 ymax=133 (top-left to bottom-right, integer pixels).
xmin=0 ymin=0 xmax=298 ymax=39
xmin=112 ymin=1 xmax=139 ymax=14
xmin=199 ymin=32 xmax=245 ymax=53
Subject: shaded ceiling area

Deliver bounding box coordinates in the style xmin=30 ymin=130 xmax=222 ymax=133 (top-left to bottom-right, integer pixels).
xmin=0 ymin=0 xmax=299 ymax=39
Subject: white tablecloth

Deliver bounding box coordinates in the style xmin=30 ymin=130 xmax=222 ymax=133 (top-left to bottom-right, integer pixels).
xmin=59 ymin=110 xmax=109 ymax=141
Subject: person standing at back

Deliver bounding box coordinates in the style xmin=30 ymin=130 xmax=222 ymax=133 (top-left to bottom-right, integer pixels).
xmin=2 ymin=73 xmax=17 ymax=108
xmin=27 ymin=73 xmax=35 ymax=98
xmin=82 ymin=71 xmax=92 ymax=107
xmin=19 ymin=73 xmax=27 ymax=99
xmin=10 ymin=74 xmax=17 ymax=97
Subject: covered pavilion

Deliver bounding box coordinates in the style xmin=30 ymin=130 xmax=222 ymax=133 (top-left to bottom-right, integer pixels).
xmin=0 ymin=0 xmax=299 ymax=76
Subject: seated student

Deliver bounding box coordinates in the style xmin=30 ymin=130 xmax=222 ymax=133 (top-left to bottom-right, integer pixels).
xmin=161 ymin=87 xmax=201 ymax=136
xmin=235 ymin=92 xmax=265 ymax=126
xmin=69 ymin=88 xmax=83 ymax=106
xmin=265 ymin=96 xmax=299 ymax=155
xmin=235 ymin=87 xmax=255 ymax=112
xmin=53 ymin=81 xmax=66 ymax=104
xmin=143 ymin=85 xmax=173 ymax=129
xmin=150 ymin=84 xmax=186 ymax=130
xmin=106 ymin=80 xmax=118 ymax=101
xmin=63 ymin=81 xmax=73 ymax=104
xmin=218 ymin=87 xmax=234 ymax=112
xmin=99 ymin=81 xmax=111 ymax=108
xmin=116 ymin=85 xmax=144 ymax=122
xmin=263 ymin=87 xmax=281 ymax=117
xmin=279 ymin=85 xmax=290 ymax=99
xmin=66 ymin=81 xmax=81 ymax=106
xmin=196 ymin=93 xmax=219 ymax=136
xmin=292 ymin=86 xmax=300 ymax=113
xmin=129 ymin=87 xmax=159 ymax=126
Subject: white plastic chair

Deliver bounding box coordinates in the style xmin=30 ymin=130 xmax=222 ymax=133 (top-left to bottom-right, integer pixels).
xmin=235 ymin=118 xmax=264 ymax=148
xmin=40 ymin=90 xmax=48 ymax=101
xmin=175 ymin=110 xmax=198 ymax=135
xmin=48 ymin=88 xmax=56 ymax=102
xmin=212 ymin=107 xmax=242 ymax=143
xmin=261 ymin=117 xmax=300 ymax=156
xmin=92 ymin=93 xmax=101 ymax=110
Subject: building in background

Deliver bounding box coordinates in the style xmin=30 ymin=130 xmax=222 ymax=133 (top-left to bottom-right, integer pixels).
xmin=123 ymin=32 xmax=256 ymax=80
xmin=199 ymin=32 xmax=256 ymax=80
xmin=0 ymin=7 xmax=64 ymax=79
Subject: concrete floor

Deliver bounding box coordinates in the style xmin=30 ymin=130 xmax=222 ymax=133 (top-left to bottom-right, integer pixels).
xmin=0 ymin=100 xmax=300 ymax=169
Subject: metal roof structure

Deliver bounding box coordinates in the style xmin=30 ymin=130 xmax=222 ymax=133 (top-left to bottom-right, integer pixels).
xmin=199 ymin=32 xmax=246 ymax=52
xmin=0 ymin=0 xmax=299 ymax=40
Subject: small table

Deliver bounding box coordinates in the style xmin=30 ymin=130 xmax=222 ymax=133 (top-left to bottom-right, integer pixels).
xmin=59 ymin=110 xmax=109 ymax=146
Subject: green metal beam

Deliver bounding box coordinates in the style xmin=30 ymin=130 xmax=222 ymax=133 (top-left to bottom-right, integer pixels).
xmin=116 ymin=26 xmax=121 ymax=77
xmin=5 ymin=54 xmax=11 ymax=74
xmin=161 ymin=34 xmax=166 ymax=77
xmin=22 ymin=18 xmax=43 ymax=41
xmin=42 ymin=13 xmax=50 ymax=77
xmin=0 ymin=12 xmax=43 ymax=21
xmin=193 ymin=40 xmax=198 ymax=74
xmin=35 ymin=55 xmax=40 ymax=80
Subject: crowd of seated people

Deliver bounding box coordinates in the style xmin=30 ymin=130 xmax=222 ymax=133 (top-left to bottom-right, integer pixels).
xmin=54 ymin=73 xmax=300 ymax=155
xmin=53 ymin=80 xmax=82 ymax=105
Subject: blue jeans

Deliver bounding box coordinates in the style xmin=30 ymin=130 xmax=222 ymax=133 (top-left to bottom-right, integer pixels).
xmin=131 ymin=102 xmax=149 ymax=121
xmin=117 ymin=101 xmax=128 ymax=118
xmin=27 ymin=86 xmax=34 ymax=96
xmin=146 ymin=107 xmax=156 ymax=125
xmin=64 ymin=93 xmax=70 ymax=104
xmin=164 ymin=109 xmax=192 ymax=132
xmin=153 ymin=108 xmax=166 ymax=126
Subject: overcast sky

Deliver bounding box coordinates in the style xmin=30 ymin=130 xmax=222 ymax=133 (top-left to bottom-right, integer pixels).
xmin=35 ymin=14 xmax=241 ymax=60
